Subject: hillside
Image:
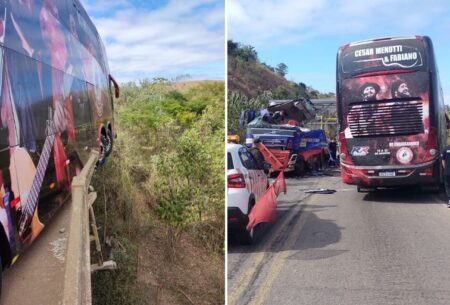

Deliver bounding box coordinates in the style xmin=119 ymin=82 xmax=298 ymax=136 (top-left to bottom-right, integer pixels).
xmin=228 ymin=55 xmax=295 ymax=98
xmin=227 ymin=40 xmax=334 ymax=100
xmin=91 ymin=80 xmax=224 ymax=305
xmin=227 ymin=40 xmax=336 ymax=139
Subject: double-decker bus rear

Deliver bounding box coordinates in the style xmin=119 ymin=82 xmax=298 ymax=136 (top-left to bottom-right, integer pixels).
xmin=336 ymin=36 xmax=447 ymax=189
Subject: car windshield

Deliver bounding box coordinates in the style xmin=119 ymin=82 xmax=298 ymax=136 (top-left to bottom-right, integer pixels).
xmin=227 ymin=152 xmax=234 ymax=170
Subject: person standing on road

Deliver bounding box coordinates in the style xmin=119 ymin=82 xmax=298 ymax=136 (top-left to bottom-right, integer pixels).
xmin=441 ymin=145 xmax=450 ymax=208
xmin=329 ymin=138 xmax=338 ymax=166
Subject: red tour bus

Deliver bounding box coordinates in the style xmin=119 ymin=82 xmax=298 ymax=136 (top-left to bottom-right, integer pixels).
xmin=336 ymin=36 xmax=447 ymax=191
xmin=0 ymin=0 xmax=118 ymax=287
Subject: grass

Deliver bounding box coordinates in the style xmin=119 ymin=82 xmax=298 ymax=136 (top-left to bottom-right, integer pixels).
xmin=90 ymin=79 xmax=224 ymax=305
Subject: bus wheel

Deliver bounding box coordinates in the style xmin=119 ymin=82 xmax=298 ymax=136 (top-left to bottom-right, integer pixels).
xmin=96 ymin=133 xmax=108 ymax=169
xmin=421 ymin=185 xmax=440 ymax=193
xmin=357 ymin=186 xmax=377 ymax=193
xmin=104 ymin=129 xmax=113 ymax=157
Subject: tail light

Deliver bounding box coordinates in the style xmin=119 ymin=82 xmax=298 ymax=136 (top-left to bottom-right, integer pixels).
xmin=424 ymin=127 xmax=438 ymax=161
xmin=338 ymin=132 xmax=354 ymax=165
xmin=420 ymin=167 xmax=433 ymax=176
xmin=228 ymin=173 xmax=246 ymax=188
xmin=229 ymin=217 xmax=239 ymax=223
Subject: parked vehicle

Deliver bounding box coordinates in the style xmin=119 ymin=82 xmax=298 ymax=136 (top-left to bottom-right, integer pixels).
xmin=227 ymin=143 xmax=268 ymax=244
xmin=336 ymin=36 xmax=447 ymax=190
xmin=0 ymin=0 xmax=118 ymax=291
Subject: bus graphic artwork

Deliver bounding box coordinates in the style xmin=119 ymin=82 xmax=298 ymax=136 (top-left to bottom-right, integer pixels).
xmin=0 ymin=0 xmax=118 ymax=287
xmin=336 ymin=36 xmax=447 ymax=189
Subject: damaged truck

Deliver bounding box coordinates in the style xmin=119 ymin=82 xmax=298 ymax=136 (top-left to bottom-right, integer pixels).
xmin=244 ymin=98 xmax=330 ymax=175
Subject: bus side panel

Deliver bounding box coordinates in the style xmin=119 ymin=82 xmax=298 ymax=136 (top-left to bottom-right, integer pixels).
xmin=0 ymin=149 xmax=18 ymax=261
xmin=0 ymin=0 xmax=113 ymax=251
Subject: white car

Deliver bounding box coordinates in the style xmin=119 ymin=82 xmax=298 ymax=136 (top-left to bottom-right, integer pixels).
xmin=227 ymin=143 xmax=268 ymax=244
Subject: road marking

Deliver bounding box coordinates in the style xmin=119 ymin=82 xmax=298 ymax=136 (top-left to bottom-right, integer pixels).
xmin=247 ymin=194 xmax=319 ymax=305
xmin=228 ymin=200 xmax=307 ymax=305
xmin=228 ymin=179 xmax=325 ymax=305
xmin=229 ymin=177 xmax=340 ymax=305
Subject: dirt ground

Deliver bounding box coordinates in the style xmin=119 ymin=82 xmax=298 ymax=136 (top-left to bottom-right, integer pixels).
xmin=134 ymin=224 xmax=224 ymax=305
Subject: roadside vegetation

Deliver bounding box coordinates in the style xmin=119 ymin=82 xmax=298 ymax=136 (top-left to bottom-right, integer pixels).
xmin=91 ymin=79 xmax=224 ymax=305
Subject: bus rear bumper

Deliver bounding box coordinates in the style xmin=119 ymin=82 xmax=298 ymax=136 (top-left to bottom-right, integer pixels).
xmin=340 ymin=160 xmax=441 ymax=187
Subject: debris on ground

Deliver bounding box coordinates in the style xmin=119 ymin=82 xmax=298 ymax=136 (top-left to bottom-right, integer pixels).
xmin=304 ymin=188 xmax=337 ymax=194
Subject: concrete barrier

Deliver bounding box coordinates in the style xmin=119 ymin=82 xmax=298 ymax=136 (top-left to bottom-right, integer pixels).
xmin=63 ymin=151 xmax=99 ymax=305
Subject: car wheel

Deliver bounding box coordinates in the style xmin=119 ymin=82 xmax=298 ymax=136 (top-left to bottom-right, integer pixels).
xmin=240 ymin=200 xmax=255 ymax=245
xmin=239 ymin=228 xmax=254 ymax=245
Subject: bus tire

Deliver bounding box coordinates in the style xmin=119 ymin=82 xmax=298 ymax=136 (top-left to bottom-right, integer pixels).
xmin=357 ymin=186 xmax=377 ymax=193
xmin=104 ymin=129 xmax=113 ymax=157
xmin=96 ymin=132 xmax=108 ymax=169
xmin=421 ymin=185 xmax=440 ymax=193
xmin=294 ymin=159 xmax=305 ymax=176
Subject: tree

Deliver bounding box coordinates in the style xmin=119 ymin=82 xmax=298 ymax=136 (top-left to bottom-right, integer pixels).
xmin=227 ymin=40 xmax=239 ymax=56
xmin=275 ymin=63 xmax=288 ymax=77
xmin=227 ymin=40 xmax=258 ymax=61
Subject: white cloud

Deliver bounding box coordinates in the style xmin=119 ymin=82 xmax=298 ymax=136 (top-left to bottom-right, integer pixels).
xmin=83 ymin=0 xmax=224 ymax=82
xmin=228 ymin=0 xmax=448 ymax=47
xmin=81 ymin=0 xmax=131 ymax=13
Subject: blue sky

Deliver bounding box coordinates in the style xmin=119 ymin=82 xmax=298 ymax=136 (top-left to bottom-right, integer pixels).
xmin=228 ymin=0 xmax=450 ymax=102
xmin=80 ymin=0 xmax=225 ymax=83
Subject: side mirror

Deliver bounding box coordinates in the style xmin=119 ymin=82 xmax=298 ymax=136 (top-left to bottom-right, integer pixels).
xmin=109 ymin=74 xmax=120 ymax=98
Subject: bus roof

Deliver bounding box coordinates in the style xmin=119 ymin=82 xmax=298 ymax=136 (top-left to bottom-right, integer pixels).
xmin=341 ymin=35 xmax=424 ymax=50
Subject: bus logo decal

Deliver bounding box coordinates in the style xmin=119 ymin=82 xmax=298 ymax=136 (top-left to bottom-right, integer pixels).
xmin=351 ymin=146 xmax=369 ymax=156
xmin=396 ymin=147 xmax=414 ymax=164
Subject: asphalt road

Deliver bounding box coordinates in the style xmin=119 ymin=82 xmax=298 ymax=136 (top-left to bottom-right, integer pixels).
xmin=1 ymin=200 xmax=70 ymax=305
xmin=228 ymin=171 xmax=450 ymax=305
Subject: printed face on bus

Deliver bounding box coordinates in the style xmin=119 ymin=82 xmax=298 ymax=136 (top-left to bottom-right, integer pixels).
xmin=395 ymin=83 xmax=410 ymax=98
xmin=362 ymin=86 xmax=377 ymax=101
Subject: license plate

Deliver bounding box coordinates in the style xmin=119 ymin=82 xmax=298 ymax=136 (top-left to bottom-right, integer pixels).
xmin=379 ymin=171 xmax=396 ymax=177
